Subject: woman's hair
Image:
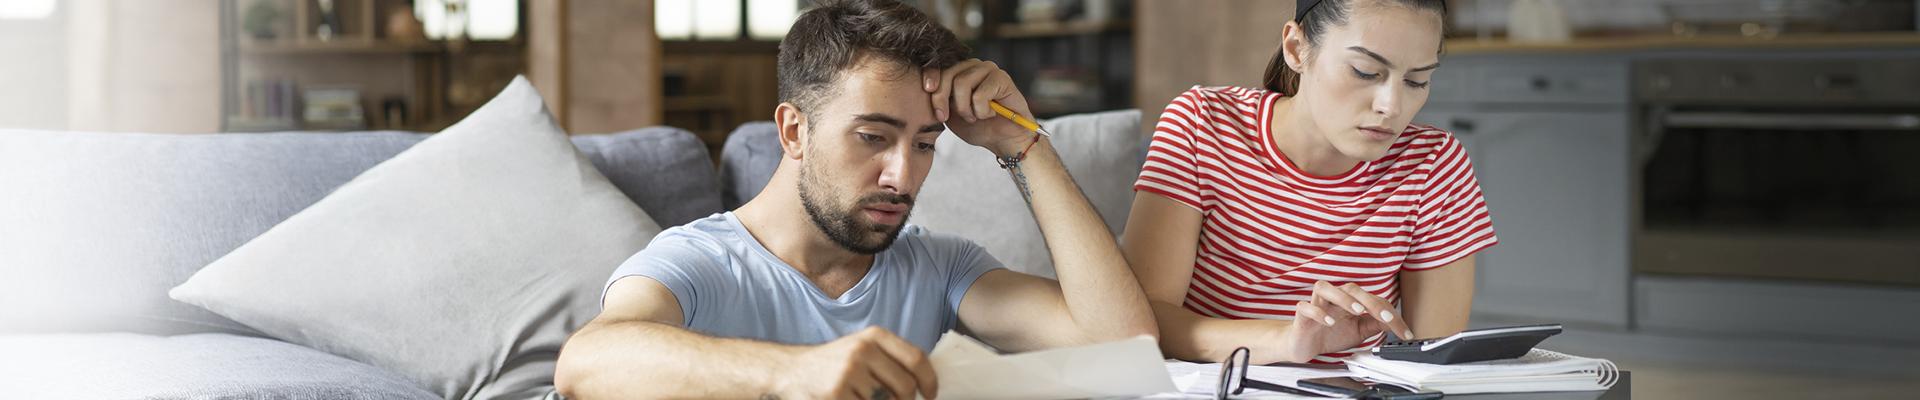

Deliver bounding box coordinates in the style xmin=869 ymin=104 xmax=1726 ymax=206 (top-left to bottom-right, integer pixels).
xmin=1262 ymin=0 xmax=1447 ymax=94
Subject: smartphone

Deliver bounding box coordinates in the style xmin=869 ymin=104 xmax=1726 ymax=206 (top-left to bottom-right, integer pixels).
xmin=1298 ymin=377 xmax=1444 ymax=400
xmin=1298 ymin=377 xmax=1371 ymax=396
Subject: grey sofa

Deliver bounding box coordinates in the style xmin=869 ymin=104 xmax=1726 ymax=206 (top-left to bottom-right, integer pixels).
xmin=0 ymin=108 xmax=1146 ymax=399
xmin=0 ymin=127 xmax=721 ymax=399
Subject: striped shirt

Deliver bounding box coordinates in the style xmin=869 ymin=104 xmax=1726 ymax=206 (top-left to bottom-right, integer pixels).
xmin=1134 ymin=86 xmax=1497 ymax=362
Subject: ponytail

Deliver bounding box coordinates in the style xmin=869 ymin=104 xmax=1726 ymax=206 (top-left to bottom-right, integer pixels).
xmin=1262 ymin=43 xmax=1299 ymax=94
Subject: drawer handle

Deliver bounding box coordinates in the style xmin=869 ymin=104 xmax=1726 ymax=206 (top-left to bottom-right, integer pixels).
xmin=1815 ymin=73 xmax=1859 ymax=90
xmin=1664 ymin=112 xmax=1920 ymax=131
xmin=1451 ymin=118 xmax=1477 ymax=134
xmin=1719 ymin=74 xmax=1751 ymax=88
xmin=1529 ymin=76 xmax=1550 ymax=91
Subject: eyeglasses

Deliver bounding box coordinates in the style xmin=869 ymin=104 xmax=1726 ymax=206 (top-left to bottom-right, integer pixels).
xmin=1215 ymin=347 xmax=1350 ymax=399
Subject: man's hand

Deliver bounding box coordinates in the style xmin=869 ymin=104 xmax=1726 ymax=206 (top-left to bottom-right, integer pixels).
xmin=923 ymin=59 xmax=1036 ymax=157
xmin=776 ymin=327 xmax=940 ymax=400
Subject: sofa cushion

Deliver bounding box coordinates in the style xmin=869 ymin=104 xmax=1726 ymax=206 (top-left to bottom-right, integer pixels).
xmin=0 ymin=121 xmax=716 ymax=336
xmin=0 ymin=333 xmax=438 ymax=400
xmin=576 ymin=127 xmax=724 ymax=227
xmin=913 ymin=109 xmax=1146 ymax=277
xmin=717 ymin=121 xmax=782 ymax=210
xmin=169 ymin=76 xmax=659 ymax=400
xmin=717 ymin=110 xmax=1146 ymax=277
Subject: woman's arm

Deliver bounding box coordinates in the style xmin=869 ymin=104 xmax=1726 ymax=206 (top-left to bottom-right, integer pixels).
xmin=1122 ymin=192 xmax=1296 ymax=363
xmin=1124 ymin=192 xmax=1417 ymax=363
xmin=1398 ymin=255 xmax=1477 ymax=339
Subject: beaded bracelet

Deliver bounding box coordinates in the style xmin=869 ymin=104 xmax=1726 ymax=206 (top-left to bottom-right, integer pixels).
xmin=995 ymin=134 xmax=1042 ymax=170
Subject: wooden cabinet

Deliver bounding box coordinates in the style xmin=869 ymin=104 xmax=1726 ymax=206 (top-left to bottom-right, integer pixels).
xmin=1133 ymin=0 xmax=1294 ymax=138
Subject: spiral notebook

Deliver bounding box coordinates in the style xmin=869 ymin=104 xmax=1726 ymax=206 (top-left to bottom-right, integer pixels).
xmin=1347 ymin=348 xmax=1620 ymax=394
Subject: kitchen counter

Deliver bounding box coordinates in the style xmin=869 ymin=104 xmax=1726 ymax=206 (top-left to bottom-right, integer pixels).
xmin=1445 ymin=32 xmax=1920 ymax=55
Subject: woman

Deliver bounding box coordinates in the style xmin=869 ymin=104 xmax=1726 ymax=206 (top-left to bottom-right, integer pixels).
xmin=1123 ymin=0 xmax=1492 ymax=364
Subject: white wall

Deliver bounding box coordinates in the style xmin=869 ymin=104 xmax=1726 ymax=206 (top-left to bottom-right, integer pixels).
xmin=67 ymin=0 xmax=221 ymax=133
xmin=0 ymin=0 xmax=220 ymax=133
xmin=0 ymin=3 xmax=68 ymax=130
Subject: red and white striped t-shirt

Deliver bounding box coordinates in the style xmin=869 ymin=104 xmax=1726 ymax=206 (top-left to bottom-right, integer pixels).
xmin=1134 ymin=86 xmax=1497 ymax=362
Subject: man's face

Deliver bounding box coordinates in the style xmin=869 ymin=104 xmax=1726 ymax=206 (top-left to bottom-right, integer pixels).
xmin=796 ymin=58 xmax=945 ymax=255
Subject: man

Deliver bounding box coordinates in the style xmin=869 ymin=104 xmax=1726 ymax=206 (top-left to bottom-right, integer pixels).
xmin=554 ymin=1 xmax=1156 ymax=398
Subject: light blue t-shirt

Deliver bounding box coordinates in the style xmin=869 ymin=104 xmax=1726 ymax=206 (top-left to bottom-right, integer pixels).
xmin=603 ymin=212 xmax=1005 ymax=351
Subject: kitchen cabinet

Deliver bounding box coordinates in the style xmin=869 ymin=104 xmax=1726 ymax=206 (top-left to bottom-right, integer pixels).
xmin=1418 ymin=54 xmax=1633 ymax=328
xmin=1421 ymin=108 xmax=1632 ymax=327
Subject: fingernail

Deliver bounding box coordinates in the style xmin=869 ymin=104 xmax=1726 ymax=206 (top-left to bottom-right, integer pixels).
xmin=1381 ymin=310 xmax=1394 ymax=322
xmin=1350 ymin=303 xmax=1365 ymax=315
xmin=1323 ymin=316 xmax=1336 ymax=326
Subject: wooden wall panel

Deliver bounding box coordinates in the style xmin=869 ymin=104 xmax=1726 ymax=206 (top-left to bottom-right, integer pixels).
xmin=1133 ymin=0 xmax=1293 ymax=138
xmin=528 ymin=0 xmax=663 ymax=134
xmin=526 ymin=0 xmax=567 ymax=122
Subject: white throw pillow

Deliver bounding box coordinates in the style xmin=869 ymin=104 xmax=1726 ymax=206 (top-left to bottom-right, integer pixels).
xmin=910 ymin=110 xmax=1144 ymax=278
xmin=170 ymin=76 xmax=659 ymax=400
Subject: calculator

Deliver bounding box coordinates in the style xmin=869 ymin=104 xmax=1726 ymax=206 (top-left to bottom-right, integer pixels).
xmin=1370 ymin=324 xmax=1563 ymax=364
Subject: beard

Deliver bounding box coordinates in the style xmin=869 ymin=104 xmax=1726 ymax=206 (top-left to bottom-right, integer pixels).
xmin=797 ymin=161 xmax=914 ymax=255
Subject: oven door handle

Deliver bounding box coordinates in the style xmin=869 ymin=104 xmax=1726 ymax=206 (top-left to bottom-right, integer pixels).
xmin=1663 ymin=112 xmax=1920 ymax=131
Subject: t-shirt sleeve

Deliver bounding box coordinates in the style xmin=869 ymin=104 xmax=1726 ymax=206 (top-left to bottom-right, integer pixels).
xmin=602 ymin=230 xmax=727 ymax=325
xmin=935 ymin=233 xmax=1007 ymax=315
xmin=1133 ymin=87 xmax=1210 ymax=211
xmin=1406 ymin=134 xmax=1499 ymax=270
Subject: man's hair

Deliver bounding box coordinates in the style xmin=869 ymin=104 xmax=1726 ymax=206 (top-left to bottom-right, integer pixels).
xmin=777 ymin=0 xmax=971 ymax=115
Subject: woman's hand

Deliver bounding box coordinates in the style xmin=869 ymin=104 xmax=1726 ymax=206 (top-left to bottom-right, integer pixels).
xmin=1268 ymin=281 xmax=1415 ymax=363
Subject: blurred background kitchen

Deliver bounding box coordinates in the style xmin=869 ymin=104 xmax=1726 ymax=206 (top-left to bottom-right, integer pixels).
xmin=3 ymin=0 xmax=1919 ymax=398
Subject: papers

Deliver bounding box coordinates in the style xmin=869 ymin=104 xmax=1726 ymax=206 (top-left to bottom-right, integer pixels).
xmin=926 ymin=331 xmax=1177 ymax=400
xmin=1149 ymin=361 xmax=1354 ymax=399
xmin=1347 ymin=348 xmax=1619 ymax=394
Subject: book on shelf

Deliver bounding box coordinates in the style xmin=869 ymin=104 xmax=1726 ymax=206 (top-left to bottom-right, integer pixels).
xmin=231 ymin=79 xmax=299 ymax=131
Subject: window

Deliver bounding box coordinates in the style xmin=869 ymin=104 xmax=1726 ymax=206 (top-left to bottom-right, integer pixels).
xmin=656 ymin=0 xmax=802 ymax=41
xmin=415 ymin=0 xmax=518 ymax=41
xmin=0 ymin=0 xmax=56 ymax=20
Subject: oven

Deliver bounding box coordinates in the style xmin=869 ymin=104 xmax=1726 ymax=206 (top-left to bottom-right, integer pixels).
xmin=1634 ymin=55 xmax=1920 ymax=287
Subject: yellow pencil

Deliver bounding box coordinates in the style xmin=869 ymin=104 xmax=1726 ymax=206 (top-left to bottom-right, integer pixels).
xmin=988 ymin=101 xmax=1051 ymax=137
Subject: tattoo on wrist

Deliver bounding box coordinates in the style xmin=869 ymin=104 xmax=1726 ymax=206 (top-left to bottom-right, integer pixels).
xmin=1006 ymin=162 xmax=1034 ymax=206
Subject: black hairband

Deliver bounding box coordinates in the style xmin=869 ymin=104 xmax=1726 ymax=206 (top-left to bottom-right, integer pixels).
xmin=1295 ymin=0 xmax=1450 ymax=23
xmin=1296 ymin=0 xmax=1323 ymax=22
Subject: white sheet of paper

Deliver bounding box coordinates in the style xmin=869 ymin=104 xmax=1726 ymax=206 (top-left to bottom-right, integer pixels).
xmin=927 ymin=331 xmax=1177 ymax=400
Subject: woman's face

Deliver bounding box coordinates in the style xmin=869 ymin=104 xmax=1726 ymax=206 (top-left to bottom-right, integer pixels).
xmin=1290 ymin=3 xmax=1443 ymax=162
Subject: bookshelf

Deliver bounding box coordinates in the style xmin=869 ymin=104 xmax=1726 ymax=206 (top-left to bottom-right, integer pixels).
xmin=219 ymin=0 xmax=458 ymax=132
xmin=955 ymin=0 xmax=1134 ymax=118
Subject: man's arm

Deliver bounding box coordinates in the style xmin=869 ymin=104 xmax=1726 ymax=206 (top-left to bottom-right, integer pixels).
xmin=556 ymin=278 xmax=784 ymax=399
xmin=556 ymin=278 xmax=938 ymax=400
xmin=926 ymin=60 xmax=1158 ymax=352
